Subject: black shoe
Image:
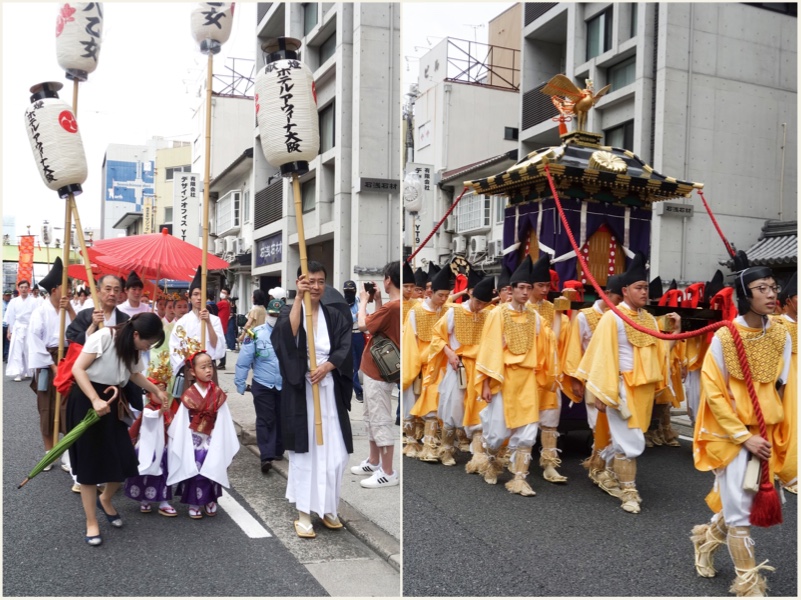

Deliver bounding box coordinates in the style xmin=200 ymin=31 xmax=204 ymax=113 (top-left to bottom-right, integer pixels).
xmin=355 ymin=394 xmax=364 ymax=403
xmin=395 ymin=415 xmax=400 ymax=426
xmin=261 ymin=460 xmax=272 ymax=474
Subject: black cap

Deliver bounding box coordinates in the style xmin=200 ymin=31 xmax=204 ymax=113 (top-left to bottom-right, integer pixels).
xmin=125 ymin=270 xmax=144 ymax=289
xmin=414 ymin=268 xmax=427 ymax=288
xmin=472 ymin=276 xmax=495 ymax=303
xmin=705 ymin=270 xmax=725 ymax=302
xmin=427 ymin=262 xmax=441 ymax=283
xmin=622 ymin=253 xmax=648 ymax=287
xmin=38 ymin=257 xmax=64 ymax=293
xmin=510 ymin=255 xmax=534 ymax=286
xmin=402 ymin=261 xmax=415 ymax=286
xmin=530 ymin=254 xmax=551 ymax=284
xmin=497 ymin=265 xmax=512 ymax=290
xmin=430 ymin=265 xmax=454 ymax=292
xmin=606 ymin=274 xmax=624 ymax=296
xmin=343 ymin=280 xmax=357 ymax=291
xmin=649 ymin=276 xmax=663 ymax=301
xmin=189 ymin=266 xmax=203 ymax=293
xmin=467 ymin=268 xmax=483 ymax=289
xmin=779 ymin=271 xmax=797 ymax=303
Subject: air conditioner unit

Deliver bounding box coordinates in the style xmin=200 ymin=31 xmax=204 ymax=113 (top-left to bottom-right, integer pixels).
xmin=470 ymin=235 xmax=488 ymax=253
xmin=225 ymin=236 xmax=236 ymax=253
xmin=452 ymin=235 xmax=467 ymax=254
xmin=214 ymin=238 xmax=225 ymax=255
xmin=235 ymin=237 xmax=249 ymax=255
xmin=489 ymin=239 xmax=504 ymax=259
xmin=444 ymin=215 xmax=457 ymax=233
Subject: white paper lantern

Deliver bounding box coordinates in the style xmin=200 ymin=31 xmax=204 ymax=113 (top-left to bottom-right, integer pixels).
xmin=191 ymin=2 xmax=234 ymax=54
xmin=25 ymin=82 xmax=87 ymax=198
xmin=256 ymin=38 xmax=319 ymax=176
xmin=55 ymin=2 xmax=104 ymax=81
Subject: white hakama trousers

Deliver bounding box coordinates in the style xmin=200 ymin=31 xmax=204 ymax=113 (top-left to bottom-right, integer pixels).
xmin=714 ymin=446 xmax=755 ymax=527
xmin=5 ymin=323 xmax=31 ymax=379
xmin=479 ymin=392 xmax=539 ymax=452
xmin=286 ymin=373 xmax=349 ymax=518
xmin=436 ymin=365 xmax=463 ymax=428
xmin=685 ymin=369 xmax=701 ymax=424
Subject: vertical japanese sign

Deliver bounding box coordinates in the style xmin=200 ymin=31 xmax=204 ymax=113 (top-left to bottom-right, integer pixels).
xmin=406 ymin=162 xmax=434 ymax=246
xmin=17 ymin=236 xmax=35 ymax=285
xmin=143 ymin=196 xmax=154 ymax=234
xmin=173 ymin=173 xmax=201 ymax=244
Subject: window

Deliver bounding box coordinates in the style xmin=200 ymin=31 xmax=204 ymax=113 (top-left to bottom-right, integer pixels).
xmin=302 ymin=178 xmax=316 ymax=213
xmin=165 ymin=165 xmax=191 ymax=181
xmin=216 ymin=190 xmax=241 ymax=234
xmin=630 ymin=4 xmax=638 ymax=38
xmin=605 ymin=120 xmax=634 ymax=150
xmin=303 ymin=3 xmax=318 ymax=36
xmin=243 ymin=190 xmax=250 ymax=223
xmin=494 ymin=195 xmax=505 ymax=225
xmin=456 ymin=193 xmax=491 ymax=233
xmin=319 ymin=31 xmax=336 ymax=64
xmin=319 ymin=102 xmax=335 ymax=153
xmin=608 ymin=56 xmax=636 ymax=91
xmin=504 ymin=127 xmax=519 ymax=141
xmin=586 ymin=7 xmax=613 ymax=60
xmin=164 ymin=207 xmax=173 ymax=223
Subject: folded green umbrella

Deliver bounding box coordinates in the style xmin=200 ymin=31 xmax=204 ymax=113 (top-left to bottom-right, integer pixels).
xmin=18 ymin=408 xmax=99 ymax=489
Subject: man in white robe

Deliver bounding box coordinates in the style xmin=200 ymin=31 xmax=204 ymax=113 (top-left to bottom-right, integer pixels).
xmin=6 ymin=280 xmax=38 ymax=381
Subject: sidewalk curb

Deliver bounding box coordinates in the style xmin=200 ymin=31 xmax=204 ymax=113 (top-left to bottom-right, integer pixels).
xmin=233 ymin=422 xmax=401 ymax=572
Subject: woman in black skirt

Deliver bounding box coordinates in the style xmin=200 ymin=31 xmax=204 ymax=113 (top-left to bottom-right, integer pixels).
xmin=68 ymin=312 xmax=169 ymax=546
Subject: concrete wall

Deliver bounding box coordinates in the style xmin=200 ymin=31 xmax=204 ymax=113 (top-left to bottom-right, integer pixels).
xmin=488 ymin=3 xmax=522 ymax=89
xmin=192 ymin=96 xmax=254 ymax=181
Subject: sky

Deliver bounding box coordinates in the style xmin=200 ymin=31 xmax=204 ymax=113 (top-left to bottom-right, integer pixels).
xmin=2 ymin=1 xmax=514 ymax=243
xmin=2 ymin=2 xmax=256 ymax=242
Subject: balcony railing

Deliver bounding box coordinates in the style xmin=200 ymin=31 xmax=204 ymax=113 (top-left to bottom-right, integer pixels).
xmin=521 ymin=81 xmax=560 ymax=131
xmin=525 ymin=3 xmax=558 ymax=26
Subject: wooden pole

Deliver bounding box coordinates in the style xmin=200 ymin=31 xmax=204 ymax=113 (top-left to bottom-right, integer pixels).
xmin=52 ymin=193 xmax=71 ymax=448
xmin=292 ymin=174 xmax=323 ymax=445
xmin=200 ymin=51 xmax=213 ymax=349
xmin=69 ymin=199 xmax=100 ymax=310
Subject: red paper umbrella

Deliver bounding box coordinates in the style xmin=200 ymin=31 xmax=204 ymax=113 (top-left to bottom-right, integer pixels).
xmin=89 ymin=228 xmax=229 ymax=282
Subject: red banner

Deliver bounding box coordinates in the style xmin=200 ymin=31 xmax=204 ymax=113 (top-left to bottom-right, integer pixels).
xmin=17 ymin=236 xmax=34 ymax=286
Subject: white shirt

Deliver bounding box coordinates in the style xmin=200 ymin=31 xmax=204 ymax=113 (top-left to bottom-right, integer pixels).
xmin=577 ymin=300 xmax=605 ymax=352
xmin=118 ymin=300 xmax=152 ymax=318
xmin=5 ymin=295 xmax=38 ymax=329
xmin=169 ymin=310 xmax=226 ymax=374
xmin=83 ymin=327 xmax=144 ymax=386
xmin=27 ymin=301 xmax=72 ymax=369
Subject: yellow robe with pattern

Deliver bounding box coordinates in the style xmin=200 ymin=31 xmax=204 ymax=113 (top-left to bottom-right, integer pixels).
xmin=474 ymin=305 xmax=557 ymax=429
xmin=659 ymin=340 xmax=686 ymax=408
xmin=772 ymin=315 xmax=797 ymax=487
xmin=529 ymin=300 xmax=569 ymax=411
xmin=561 ymin=304 xmax=604 ymax=404
xmin=576 ymin=306 xmax=669 ymax=431
xmin=401 ymin=301 xmax=442 ymax=392
xmin=406 ymin=302 xmax=448 ymax=417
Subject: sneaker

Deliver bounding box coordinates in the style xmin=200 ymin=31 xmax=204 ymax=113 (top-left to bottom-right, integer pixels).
xmin=350 ymin=458 xmax=379 ymax=476
xmin=13 ymin=376 xmax=21 ymax=382
xmin=360 ymin=468 xmax=399 ymax=489
xmin=355 ymin=394 xmax=364 ymax=403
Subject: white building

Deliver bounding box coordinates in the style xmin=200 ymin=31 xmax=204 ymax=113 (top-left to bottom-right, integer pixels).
xmin=252 ymin=2 xmax=400 ymax=297
xmin=519 ymin=2 xmax=797 ymax=284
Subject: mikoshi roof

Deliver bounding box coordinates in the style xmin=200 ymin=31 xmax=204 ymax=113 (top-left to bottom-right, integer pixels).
xmin=464 ymin=131 xmax=704 ymax=208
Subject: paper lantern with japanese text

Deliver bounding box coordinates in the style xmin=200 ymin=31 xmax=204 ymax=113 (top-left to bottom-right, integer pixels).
xmin=24 ymin=82 xmax=87 ymax=198
xmin=256 ymin=38 xmax=319 ymax=177
xmin=190 ymin=2 xmax=235 ymax=54
xmin=55 ymin=2 xmax=104 ymax=81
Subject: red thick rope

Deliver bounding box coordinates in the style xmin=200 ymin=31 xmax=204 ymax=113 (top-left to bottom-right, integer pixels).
xmin=542 ymin=163 xmax=780 ymax=525
xmin=406 ymin=186 xmax=469 ymax=263
xmin=698 ymin=189 xmax=736 ymax=258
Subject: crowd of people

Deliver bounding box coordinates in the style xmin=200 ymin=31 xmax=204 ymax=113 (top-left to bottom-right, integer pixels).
xmin=5 ymin=257 xmax=403 ymax=544
xmin=401 ymin=252 xmax=796 ymax=597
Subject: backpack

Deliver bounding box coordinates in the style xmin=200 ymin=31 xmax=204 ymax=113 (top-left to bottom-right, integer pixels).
xmin=236 ymin=314 xmax=247 ymax=328
xmin=369 ymin=334 xmax=400 ymax=383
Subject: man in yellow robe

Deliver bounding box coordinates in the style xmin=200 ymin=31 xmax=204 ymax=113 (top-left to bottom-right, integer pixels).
xmin=406 ymin=266 xmax=454 ymax=462
xmin=475 ymin=256 xmax=557 ymax=496
xmin=774 ymin=272 xmax=797 ymax=494
xmin=401 ymin=261 xmax=417 ymax=324
xmin=527 ymin=255 xmax=570 ymax=483
xmin=563 ymin=274 xmax=624 ymax=495
xmin=691 ymin=261 xmax=791 ymax=597
xmin=427 ymin=275 xmax=494 ymax=469
xmin=576 ymin=254 xmax=679 ymax=514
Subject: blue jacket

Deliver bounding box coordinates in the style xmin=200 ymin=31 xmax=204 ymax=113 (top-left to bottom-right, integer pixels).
xmin=235 ymin=322 xmax=282 ymax=393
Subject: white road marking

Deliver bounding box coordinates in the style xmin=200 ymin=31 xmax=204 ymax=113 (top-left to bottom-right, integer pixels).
xmin=679 ymin=434 xmax=693 ymax=442
xmin=218 ymin=489 xmax=272 ymax=538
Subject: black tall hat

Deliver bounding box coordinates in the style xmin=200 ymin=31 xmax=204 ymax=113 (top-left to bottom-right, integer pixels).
xmin=414 ymin=267 xmax=427 ymax=288
xmin=497 ymin=265 xmax=512 ymax=289
xmin=427 ymin=262 xmax=441 ymax=283
xmin=402 ymin=261 xmax=415 ymax=286
xmin=779 ymin=271 xmax=797 ymax=303
xmin=530 ymin=253 xmax=551 ymax=284
xmin=189 ymin=266 xmax=202 ymax=292
xmin=705 ymin=270 xmax=725 ymax=301
xmin=648 ymin=276 xmax=663 ymax=301
xmin=125 ymin=270 xmax=144 ymax=289
xmin=622 ymin=253 xmax=648 ymax=287
xmin=472 ymin=276 xmax=495 ymax=303
xmin=606 ymin=274 xmax=624 ymax=296
xmin=510 ymin=255 xmax=533 ymax=286
xmin=467 ymin=267 xmax=483 ymax=289
xmin=430 ymin=264 xmax=454 ymax=292
xmin=38 ymin=257 xmax=64 ymax=292
xmin=668 ymin=279 xmax=678 ymax=291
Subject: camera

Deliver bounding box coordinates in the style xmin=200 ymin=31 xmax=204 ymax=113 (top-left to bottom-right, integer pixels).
xmin=364 ymin=282 xmax=375 ymax=294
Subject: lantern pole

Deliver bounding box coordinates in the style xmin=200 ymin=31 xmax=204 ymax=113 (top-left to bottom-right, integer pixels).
xmin=291 ymin=174 xmax=324 ymax=445
xmin=200 ymin=50 xmax=213 ymax=349
xmin=53 ymin=190 xmax=72 ymax=448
